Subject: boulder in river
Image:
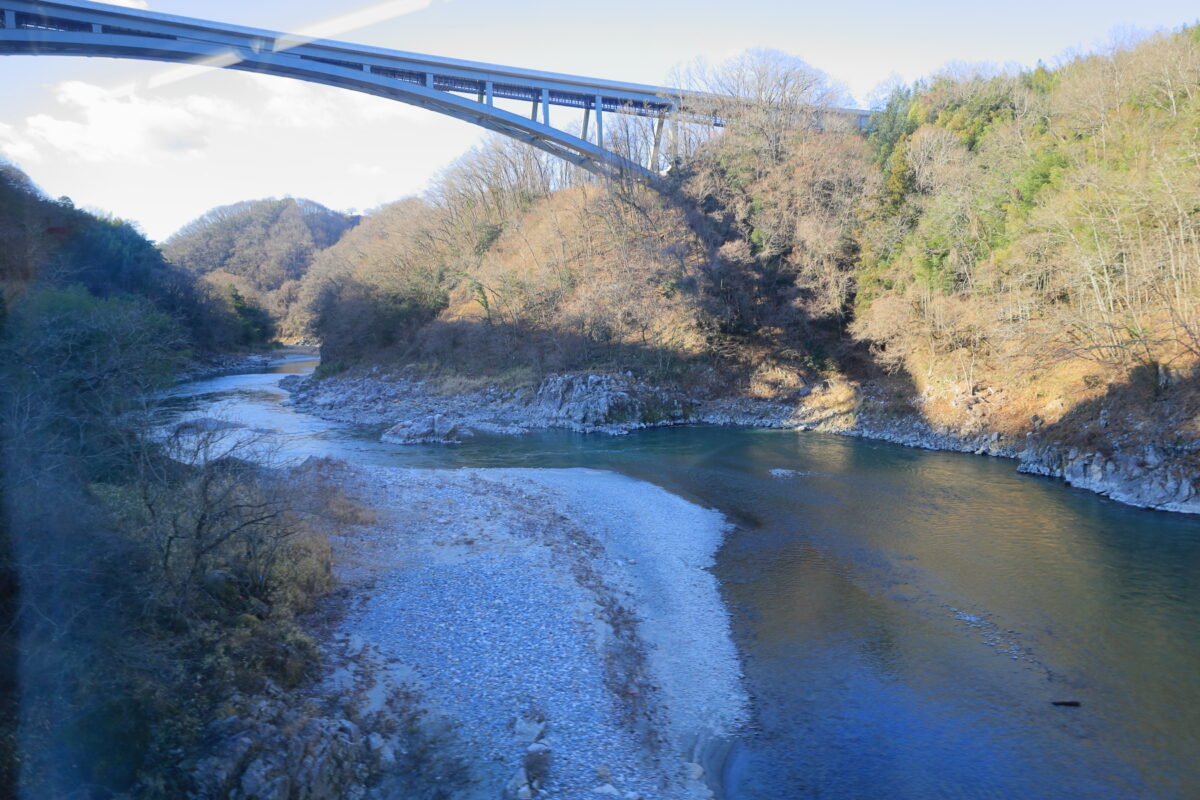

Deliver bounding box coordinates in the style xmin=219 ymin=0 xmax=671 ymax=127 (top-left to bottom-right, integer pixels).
xmin=381 ymin=413 xmax=467 ymax=444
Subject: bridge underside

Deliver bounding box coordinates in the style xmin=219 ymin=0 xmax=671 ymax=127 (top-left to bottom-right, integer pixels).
xmin=0 ymin=1 xmax=697 ymax=180
xmin=0 ymin=1 xmax=868 ymax=181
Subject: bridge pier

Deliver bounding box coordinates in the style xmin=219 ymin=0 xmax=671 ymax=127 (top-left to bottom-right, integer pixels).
xmin=2 ymin=10 xmax=14 ymax=29
xmin=649 ymin=114 xmax=665 ymax=171
xmin=594 ymin=95 xmax=603 ymax=148
xmin=674 ymin=119 xmax=681 ymax=162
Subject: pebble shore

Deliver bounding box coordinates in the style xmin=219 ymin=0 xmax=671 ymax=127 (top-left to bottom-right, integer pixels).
xmin=327 ymin=464 xmax=747 ymax=799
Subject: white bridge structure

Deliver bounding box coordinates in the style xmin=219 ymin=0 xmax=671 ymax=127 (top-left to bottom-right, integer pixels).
xmin=0 ymin=0 xmax=869 ymax=181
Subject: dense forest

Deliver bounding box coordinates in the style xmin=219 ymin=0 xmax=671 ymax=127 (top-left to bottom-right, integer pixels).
xmin=0 ymin=163 xmax=245 ymax=351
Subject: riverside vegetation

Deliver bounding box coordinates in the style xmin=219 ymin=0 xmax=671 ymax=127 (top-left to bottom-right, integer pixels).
xmin=0 ymin=167 xmax=464 ymax=797
xmin=0 ymin=162 xmax=267 ymax=796
xmin=209 ymin=32 xmax=1197 ymax=511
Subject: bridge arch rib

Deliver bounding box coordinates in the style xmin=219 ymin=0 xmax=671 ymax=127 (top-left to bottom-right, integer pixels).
xmin=0 ymin=0 xmax=868 ymax=181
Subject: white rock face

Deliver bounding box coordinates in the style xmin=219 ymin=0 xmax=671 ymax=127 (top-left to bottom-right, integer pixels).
xmin=530 ymin=374 xmax=680 ymax=429
xmin=1018 ymin=445 xmax=1200 ymax=513
xmin=286 ymin=369 xmax=695 ymax=437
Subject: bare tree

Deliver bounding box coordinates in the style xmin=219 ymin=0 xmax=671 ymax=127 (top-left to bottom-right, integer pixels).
xmin=676 ymin=49 xmax=851 ymax=167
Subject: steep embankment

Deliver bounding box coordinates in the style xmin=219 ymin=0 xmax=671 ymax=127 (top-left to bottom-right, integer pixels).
xmin=0 ymin=162 xmax=337 ymax=796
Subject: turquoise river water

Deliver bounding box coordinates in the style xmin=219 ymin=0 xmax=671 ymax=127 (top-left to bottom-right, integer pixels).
xmin=168 ymin=356 xmax=1200 ymax=800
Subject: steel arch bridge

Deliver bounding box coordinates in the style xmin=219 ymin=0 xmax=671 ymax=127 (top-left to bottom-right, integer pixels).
xmin=0 ymin=0 xmax=869 ymax=181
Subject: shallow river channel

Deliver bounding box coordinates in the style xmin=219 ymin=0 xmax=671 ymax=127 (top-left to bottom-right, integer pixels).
xmin=168 ymin=355 xmax=1200 ymax=800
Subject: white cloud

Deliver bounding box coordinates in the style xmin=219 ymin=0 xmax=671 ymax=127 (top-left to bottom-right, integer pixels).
xmin=105 ymin=0 xmax=149 ymax=8
xmin=4 ymin=80 xmax=237 ymax=165
xmin=0 ymin=0 xmax=446 ymax=168
xmin=0 ymin=67 xmax=441 ymax=171
xmin=247 ymin=74 xmax=425 ymax=128
xmin=0 ymin=121 xmax=40 ymax=163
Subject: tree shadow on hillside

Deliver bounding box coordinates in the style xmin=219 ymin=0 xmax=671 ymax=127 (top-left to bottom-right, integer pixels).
xmin=651 ymin=173 xmax=925 ymax=413
xmin=408 ymin=318 xmax=713 ymax=387
xmin=1035 ymin=362 xmax=1200 ymax=457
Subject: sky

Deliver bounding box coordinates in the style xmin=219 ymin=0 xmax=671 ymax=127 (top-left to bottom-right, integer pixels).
xmin=1 ymin=0 xmax=1197 ymax=241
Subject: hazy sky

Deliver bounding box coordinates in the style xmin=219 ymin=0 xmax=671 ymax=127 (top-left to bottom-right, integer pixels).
xmin=1 ymin=0 xmax=1197 ymax=240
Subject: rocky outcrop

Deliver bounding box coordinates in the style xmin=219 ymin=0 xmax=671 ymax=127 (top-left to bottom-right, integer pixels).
xmin=529 ymin=373 xmax=692 ymax=432
xmin=190 ymin=637 xmax=471 ymax=800
xmin=177 ymin=353 xmax=275 ymax=383
xmin=280 ymin=367 xmax=1199 ymax=515
xmin=1016 ymin=442 xmax=1200 ymax=513
xmin=282 ymin=369 xmax=695 ymax=438
xmin=192 ymin=699 xmax=376 ymax=800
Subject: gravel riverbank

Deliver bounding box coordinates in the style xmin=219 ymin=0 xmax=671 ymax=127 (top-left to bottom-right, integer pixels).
xmin=325 ymin=462 xmax=747 ymax=799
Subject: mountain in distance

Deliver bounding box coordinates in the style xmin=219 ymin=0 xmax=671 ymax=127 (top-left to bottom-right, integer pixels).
xmin=163 ymin=198 xmax=359 ymax=337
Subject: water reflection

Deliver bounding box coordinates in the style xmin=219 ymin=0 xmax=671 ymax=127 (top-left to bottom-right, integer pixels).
xmin=166 ymin=360 xmax=1200 ymax=799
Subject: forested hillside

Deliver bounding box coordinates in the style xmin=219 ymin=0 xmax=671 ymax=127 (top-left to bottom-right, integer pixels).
xmin=163 ymin=198 xmax=359 ymax=337
xmin=290 ymin=139 xmax=716 ymax=380
xmin=851 ymin=28 xmax=1200 ymax=429
xmin=0 ymin=161 xmax=252 ymax=351
xmin=289 ymin=30 xmax=1198 ymax=461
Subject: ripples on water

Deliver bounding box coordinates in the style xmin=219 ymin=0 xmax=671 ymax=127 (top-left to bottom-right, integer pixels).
xmin=169 ymin=358 xmax=1200 ymax=799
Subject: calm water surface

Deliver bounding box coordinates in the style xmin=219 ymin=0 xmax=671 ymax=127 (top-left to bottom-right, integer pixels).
xmin=170 ymin=357 xmax=1200 ymax=799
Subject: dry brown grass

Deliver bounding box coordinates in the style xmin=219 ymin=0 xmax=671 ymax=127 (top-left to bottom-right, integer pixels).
xmin=326 ymin=490 xmax=378 ymax=527
xmin=289 ymin=456 xmax=379 ymax=529
xmin=746 ymin=358 xmax=808 ymax=399
xmin=429 ymin=366 xmax=538 ymax=395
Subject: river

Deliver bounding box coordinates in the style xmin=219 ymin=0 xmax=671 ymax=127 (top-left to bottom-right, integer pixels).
xmin=167 ymin=355 xmax=1200 ymax=800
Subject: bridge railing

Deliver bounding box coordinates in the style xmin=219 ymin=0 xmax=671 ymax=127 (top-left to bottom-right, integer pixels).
xmin=0 ymin=1 xmax=696 ymax=117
